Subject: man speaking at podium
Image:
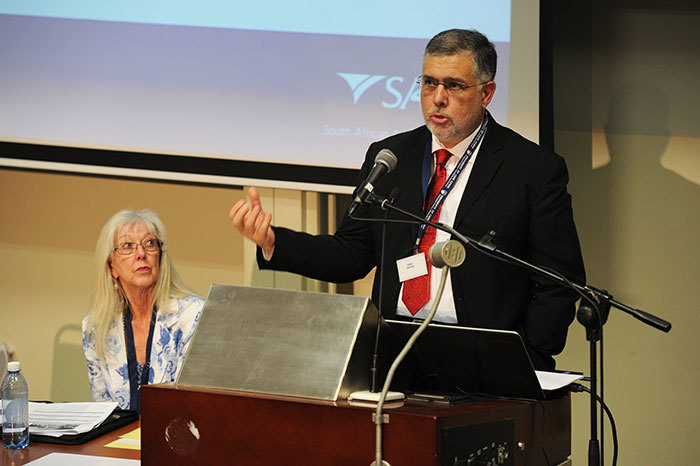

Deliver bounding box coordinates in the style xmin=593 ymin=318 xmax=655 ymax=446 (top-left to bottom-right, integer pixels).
xmin=230 ymin=29 xmax=585 ymax=371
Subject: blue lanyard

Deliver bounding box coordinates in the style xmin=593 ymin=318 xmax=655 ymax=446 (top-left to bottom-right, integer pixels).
xmin=123 ymin=306 xmax=157 ymax=413
xmin=413 ymin=112 xmax=490 ymax=251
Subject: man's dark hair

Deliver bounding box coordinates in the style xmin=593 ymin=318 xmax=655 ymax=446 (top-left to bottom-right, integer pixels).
xmin=424 ymin=29 xmax=497 ymax=81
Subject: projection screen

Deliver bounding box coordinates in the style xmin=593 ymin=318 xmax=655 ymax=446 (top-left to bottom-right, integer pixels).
xmin=0 ymin=1 xmax=540 ymax=193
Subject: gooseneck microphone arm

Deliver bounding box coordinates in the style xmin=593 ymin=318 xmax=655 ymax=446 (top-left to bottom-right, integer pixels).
xmin=373 ymin=260 xmax=454 ymax=466
xmin=370 ymin=239 xmax=465 ymax=466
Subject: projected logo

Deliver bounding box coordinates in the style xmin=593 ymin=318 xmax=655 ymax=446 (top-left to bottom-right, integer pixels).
xmin=337 ymin=72 xmax=420 ymax=109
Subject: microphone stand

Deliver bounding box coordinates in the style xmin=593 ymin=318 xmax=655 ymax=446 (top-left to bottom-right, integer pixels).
xmin=576 ymin=291 xmax=609 ymax=466
xmin=364 ymin=193 xmax=672 ymax=332
xmin=363 ymin=193 xmax=672 ymax=466
xmin=348 ymin=193 xmax=405 ymax=403
xmin=371 ymin=196 xmax=392 ymax=393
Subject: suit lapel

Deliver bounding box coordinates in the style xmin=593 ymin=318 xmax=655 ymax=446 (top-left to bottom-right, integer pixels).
xmin=399 ymin=128 xmax=433 ymax=242
xmin=454 ymin=121 xmax=505 ymax=228
xmin=410 ymin=127 xmax=432 ymax=206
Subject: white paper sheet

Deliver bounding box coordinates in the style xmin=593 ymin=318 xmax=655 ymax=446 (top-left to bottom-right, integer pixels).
xmin=535 ymin=371 xmax=584 ymax=391
xmin=25 ymin=453 xmax=139 ymax=465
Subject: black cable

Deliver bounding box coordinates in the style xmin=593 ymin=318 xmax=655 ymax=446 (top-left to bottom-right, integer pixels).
xmin=369 ymin=193 xmax=394 ymax=393
xmin=570 ymin=383 xmax=619 ymax=466
xmin=600 ymin=328 xmax=605 ymax=465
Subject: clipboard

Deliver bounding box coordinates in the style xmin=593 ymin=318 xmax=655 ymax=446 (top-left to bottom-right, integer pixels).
xmin=22 ymin=409 xmax=138 ymax=445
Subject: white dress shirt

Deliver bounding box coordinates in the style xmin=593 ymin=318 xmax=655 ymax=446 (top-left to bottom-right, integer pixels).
xmin=396 ymin=123 xmax=485 ymax=323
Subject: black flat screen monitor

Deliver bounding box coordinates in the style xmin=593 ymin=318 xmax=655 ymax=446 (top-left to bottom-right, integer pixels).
xmin=385 ymin=320 xmax=546 ymax=400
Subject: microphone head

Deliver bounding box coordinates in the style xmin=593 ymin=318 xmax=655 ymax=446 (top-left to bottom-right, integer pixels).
xmin=428 ymin=240 xmax=466 ymax=268
xmin=375 ymin=149 xmax=398 ymax=172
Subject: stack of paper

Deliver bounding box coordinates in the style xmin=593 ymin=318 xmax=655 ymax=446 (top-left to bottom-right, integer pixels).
xmin=27 ymin=401 xmax=119 ymax=437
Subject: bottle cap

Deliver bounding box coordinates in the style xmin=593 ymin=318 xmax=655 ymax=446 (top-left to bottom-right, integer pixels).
xmin=7 ymin=361 xmax=20 ymax=372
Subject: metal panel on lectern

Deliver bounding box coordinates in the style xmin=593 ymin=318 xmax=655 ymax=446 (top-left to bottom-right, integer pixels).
xmin=177 ymin=284 xmax=378 ymax=401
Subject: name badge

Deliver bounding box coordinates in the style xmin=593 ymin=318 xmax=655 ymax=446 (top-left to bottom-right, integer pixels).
xmin=397 ymin=253 xmax=428 ymax=282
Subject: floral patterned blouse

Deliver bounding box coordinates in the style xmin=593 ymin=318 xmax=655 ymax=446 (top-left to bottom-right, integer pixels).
xmin=82 ymin=295 xmax=204 ymax=409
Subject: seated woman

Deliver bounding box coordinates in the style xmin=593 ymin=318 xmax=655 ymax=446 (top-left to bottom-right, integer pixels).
xmin=82 ymin=209 xmax=203 ymax=411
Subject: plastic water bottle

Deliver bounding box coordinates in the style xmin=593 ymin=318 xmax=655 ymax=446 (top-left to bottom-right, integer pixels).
xmin=1 ymin=361 xmax=29 ymax=449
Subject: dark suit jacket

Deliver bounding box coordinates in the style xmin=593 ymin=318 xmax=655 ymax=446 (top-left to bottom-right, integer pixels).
xmin=259 ymin=118 xmax=585 ymax=370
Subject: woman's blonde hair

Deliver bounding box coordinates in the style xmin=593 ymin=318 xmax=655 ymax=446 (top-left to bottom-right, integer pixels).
xmin=86 ymin=209 xmax=196 ymax=359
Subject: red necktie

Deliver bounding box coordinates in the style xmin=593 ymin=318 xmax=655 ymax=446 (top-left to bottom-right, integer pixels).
xmin=401 ymin=149 xmax=452 ymax=315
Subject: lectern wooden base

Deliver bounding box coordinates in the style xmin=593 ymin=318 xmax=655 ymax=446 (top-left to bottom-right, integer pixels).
xmin=141 ymin=384 xmax=570 ymax=466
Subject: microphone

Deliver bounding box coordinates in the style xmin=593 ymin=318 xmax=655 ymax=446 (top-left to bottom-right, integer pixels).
xmin=428 ymin=240 xmax=466 ymax=268
xmin=348 ymin=149 xmax=398 ymax=217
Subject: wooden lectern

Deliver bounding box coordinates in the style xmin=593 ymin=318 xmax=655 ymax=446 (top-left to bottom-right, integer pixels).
xmin=142 ymin=285 xmax=571 ymax=465
xmin=141 ymin=383 xmax=570 ymax=466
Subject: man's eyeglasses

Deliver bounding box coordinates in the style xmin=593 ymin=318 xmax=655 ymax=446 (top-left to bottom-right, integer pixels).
xmin=113 ymin=238 xmax=162 ymax=255
xmin=417 ymin=76 xmax=489 ymax=94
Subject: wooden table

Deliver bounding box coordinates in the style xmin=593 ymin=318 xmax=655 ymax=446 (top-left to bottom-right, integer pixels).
xmin=1 ymin=421 xmax=140 ymax=465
